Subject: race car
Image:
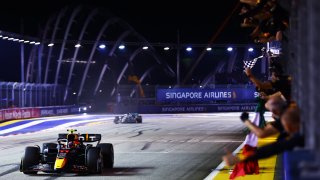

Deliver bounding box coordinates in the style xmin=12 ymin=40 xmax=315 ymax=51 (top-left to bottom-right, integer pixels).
xmin=79 ymin=103 xmax=92 ymax=113
xmin=114 ymin=113 xmax=142 ymax=124
xmin=20 ymin=129 xmax=114 ymax=174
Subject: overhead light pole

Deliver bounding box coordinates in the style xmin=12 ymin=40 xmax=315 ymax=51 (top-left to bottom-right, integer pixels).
xmin=176 ymin=29 xmax=180 ymax=86
xmin=20 ymin=18 xmax=25 ymax=83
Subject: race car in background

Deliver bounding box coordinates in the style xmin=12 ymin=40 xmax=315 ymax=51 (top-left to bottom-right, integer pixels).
xmin=20 ymin=129 xmax=114 ymax=174
xmin=114 ymin=113 xmax=142 ymax=124
xmin=79 ymin=103 xmax=92 ymax=113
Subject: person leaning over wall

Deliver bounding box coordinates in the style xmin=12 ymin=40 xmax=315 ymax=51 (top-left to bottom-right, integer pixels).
xmin=241 ymin=95 xmax=289 ymax=139
xmin=223 ymin=105 xmax=304 ymax=166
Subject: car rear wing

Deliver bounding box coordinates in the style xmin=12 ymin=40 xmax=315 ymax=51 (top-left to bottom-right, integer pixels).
xmin=79 ymin=134 xmax=101 ymax=142
xmin=58 ymin=133 xmax=101 ymax=142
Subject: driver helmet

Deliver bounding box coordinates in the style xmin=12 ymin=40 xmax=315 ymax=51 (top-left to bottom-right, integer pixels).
xmin=67 ymin=134 xmax=79 ymax=148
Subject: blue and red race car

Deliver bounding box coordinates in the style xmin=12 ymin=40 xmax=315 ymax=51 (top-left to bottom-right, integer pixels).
xmin=20 ymin=129 xmax=114 ymax=174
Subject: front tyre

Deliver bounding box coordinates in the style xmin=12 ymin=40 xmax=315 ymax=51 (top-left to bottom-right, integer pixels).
xmin=21 ymin=146 xmax=40 ymax=174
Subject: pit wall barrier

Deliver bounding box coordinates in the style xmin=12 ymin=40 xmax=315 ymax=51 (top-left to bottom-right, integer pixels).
xmin=114 ymin=103 xmax=257 ymax=114
xmin=0 ymin=106 xmax=80 ymax=122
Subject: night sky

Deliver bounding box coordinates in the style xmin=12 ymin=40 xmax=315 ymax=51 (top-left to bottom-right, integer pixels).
xmin=0 ymin=0 xmax=249 ymax=43
xmin=0 ymin=0 xmax=253 ymax=83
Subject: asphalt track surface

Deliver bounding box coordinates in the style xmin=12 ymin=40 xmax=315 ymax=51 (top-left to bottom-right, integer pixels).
xmin=0 ymin=113 xmax=247 ymax=180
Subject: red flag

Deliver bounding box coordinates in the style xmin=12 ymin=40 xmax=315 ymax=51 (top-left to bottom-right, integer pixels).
xmin=230 ymin=112 xmax=261 ymax=179
xmin=229 ymin=145 xmax=259 ymax=179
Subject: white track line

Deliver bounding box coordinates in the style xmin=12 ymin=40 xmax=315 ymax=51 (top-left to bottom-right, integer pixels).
xmin=204 ymin=141 xmax=245 ymax=180
xmin=0 ymin=115 xmax=102 ymax=135
xmin=0 ymin=120 xmax=47 ymax=135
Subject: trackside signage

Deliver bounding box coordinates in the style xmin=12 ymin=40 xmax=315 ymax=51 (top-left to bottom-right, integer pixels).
xmin=0 ymin=106 xmax=80 ymax=122
xmin=156 ymin=87 xmax=257 ymax=103
xmin=1 ymin=108 xmax=40 ymax=120
xmin=135 ymin=104 xmax=257 ymax=113
xmin=40 ymin=109 xmax=55 ymax=116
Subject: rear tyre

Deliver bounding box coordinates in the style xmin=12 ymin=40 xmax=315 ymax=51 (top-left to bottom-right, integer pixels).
xmin=86 ymin=147 xmax=102 ymax=174
xmin=97 ymin=143 xmax=114 ymax=168
xmin=21 ymin=146 xmax=40 ymax=174
xmin=136 ymin=116 xmax=142 ymax=123
xmin=114 ymin=116 xmax=120 ymax=124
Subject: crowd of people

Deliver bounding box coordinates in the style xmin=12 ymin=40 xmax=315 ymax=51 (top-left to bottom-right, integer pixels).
xmin=239 ymin=0 xmax=289 ymax=43
xmin=221 ymin=0 xmax=304 ymax=179
xmin=223 ymin=62 xmax=304 ymax=179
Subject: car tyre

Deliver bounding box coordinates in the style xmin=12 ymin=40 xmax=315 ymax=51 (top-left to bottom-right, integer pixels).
xmin=86 ymin=147 xmax=102 ymax=174
xmin=97 ymin=143 xmax=114 ymax=168
xmin=114 ymin=116 xmax=120 ymax=124
xmin=21 ymin=146 xmax=40 ymax=174
xmin=136 ymin=116 xmax=142 ymax=123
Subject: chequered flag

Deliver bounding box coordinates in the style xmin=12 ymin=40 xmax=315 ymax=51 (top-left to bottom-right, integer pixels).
xmin=243 ymin=55 xmax=263 ymax=69
xmin=243 ymin=59 xmax=258 ymax=69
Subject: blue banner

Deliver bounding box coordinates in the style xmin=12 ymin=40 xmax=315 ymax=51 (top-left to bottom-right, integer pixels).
xmin=56 ymin=107 xmax=70 ymax=115
xmin=39 ymin=106 xmax=80 ymax=116
xmin=156 ymin=87 xmax=257 ymax=103
xmin=135 ymin=104 xmax=257 ymax=113
xmin=40 ymin=108 xmax=56 ymax=116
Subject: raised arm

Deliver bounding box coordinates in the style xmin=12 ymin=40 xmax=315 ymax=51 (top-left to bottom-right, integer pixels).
xmin=245 ymin=68 xmax=273 ymax=90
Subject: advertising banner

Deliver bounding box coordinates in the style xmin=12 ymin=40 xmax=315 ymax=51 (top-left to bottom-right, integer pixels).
xmin=2 ymin=108 xmax=41 ymax=120
xmin=137 ymin=104 xmax=257 ymax=113
xmin=20 ymin=108 xmax=32 ymax=119
xmin=39 ymin=106 xmax=79 ymax=116
xmin=39 ymin=108 xmax=56 ymax=116
xmin=31 ymin=108 xmax=40 ymax=118
xmin=56 ymin=107 xmax=69 ymax=115
xmin=0 ymin=106 xmax=80 ymax=121
xmin=70 ymin=107 xmax=80 ymax=114
xmin=156 ymin=87 xmax=257 ymax=103
xmin=3 ymin=109 xmax=21 ymax=120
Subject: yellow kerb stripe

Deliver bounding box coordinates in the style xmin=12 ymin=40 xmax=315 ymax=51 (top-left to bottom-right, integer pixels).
xmin=214 ymin=136 xmax=278 ymax=180
xmin=0 ymin=120 xmax=23 ymax=127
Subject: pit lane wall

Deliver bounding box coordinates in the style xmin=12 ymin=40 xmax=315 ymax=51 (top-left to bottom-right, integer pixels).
xmin=0 ymin=106 xmax=80 ymax=122
xmin=114 ymin=103 xmax=257 ymax=114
